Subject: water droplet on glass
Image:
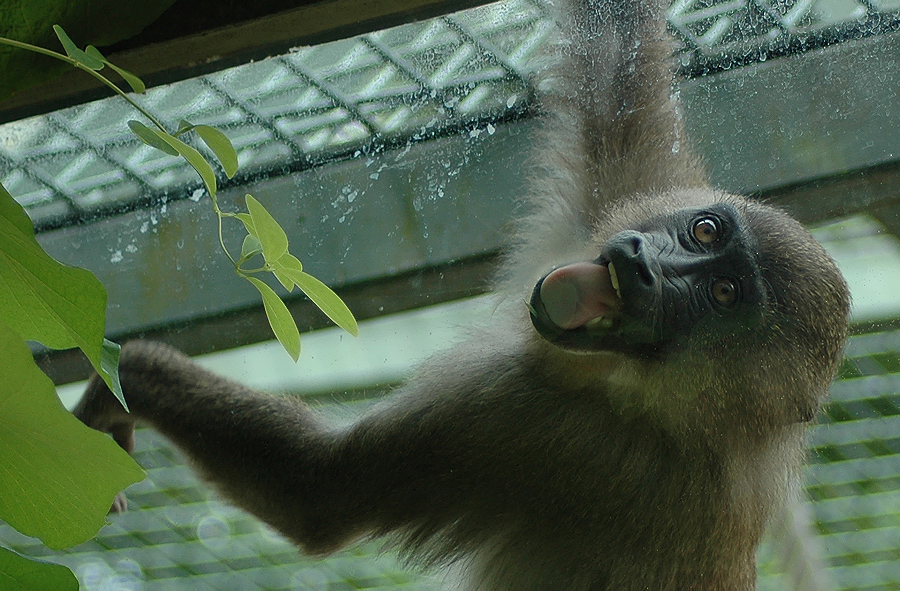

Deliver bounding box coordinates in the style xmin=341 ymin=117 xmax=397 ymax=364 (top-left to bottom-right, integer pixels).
xmin=77 ymin=561 xmax=111 ymax=589
xmin=197 ymin=514 xmax=230 ymax=550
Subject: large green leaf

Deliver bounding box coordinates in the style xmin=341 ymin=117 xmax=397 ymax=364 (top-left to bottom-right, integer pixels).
xmin=246 ymin=277 xmax=300 ymax=361
xmin=0 ymin=547 xmax=77 ymax=591
xmin=0 ymin=184 xmax=123 ymax=404
xmin=0 ymin=320 xmax=144 ymax=550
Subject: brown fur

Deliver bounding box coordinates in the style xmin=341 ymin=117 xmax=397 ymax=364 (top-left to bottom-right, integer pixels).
xmin=74 ymin=0 xmax=850 ymax=589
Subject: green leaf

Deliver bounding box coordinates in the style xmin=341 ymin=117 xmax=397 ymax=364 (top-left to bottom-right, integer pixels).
xmin=246 ymin=277 xmax=300 ymax=361
xmin=0 ymin=184 xmax=124 ymax=406
xmin=0 ymin=320 xmax=144 ymax=550
xmin=146 ymin=127 xmax=218 ymax=199
xmin=85 ymin=46 xmax=145 ymax=93
xmin=235 ymin=212 xmax=255 ymax=235
xmin=240 ymin=234 xmax=262 ymax=260
xmin=0 ymin=182 xmax=35 ymax=236
xmin=52 ymin=25 xmax=103 ymax=70
xmin=128 ymin=120 xmax=178 ymax=156
xmin=100 ymin=339 xmax=126 ymax=411
xmin=245 ymin=195 xmax=288 ymax=263
xmin=278 ymin=252 xmax=303 ymax=274
xmin=279 ymin=267 xmax=359 ymax=337
xmin=0 ymin=547 xmax=77 ymax=591
xmin=271 ymin=253 xmax=303 ymax=291
xmin=193 ymin=125 xmax=239 ymax=179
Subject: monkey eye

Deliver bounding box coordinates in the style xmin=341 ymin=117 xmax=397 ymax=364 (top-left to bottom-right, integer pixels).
xmin=692 ymin=218 xmax=720 ymax=244
xmin=711 ymin=278 xmax=737 ymax=306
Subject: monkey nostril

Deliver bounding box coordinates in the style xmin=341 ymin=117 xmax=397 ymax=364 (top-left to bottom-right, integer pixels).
xmin=626 ymin=235 xmax=643 ymax=256
xmin=603 ymin=231 xmax=659 ymax=291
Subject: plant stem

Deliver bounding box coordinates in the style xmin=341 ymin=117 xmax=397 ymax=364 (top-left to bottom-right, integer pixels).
xmin=0 ymin=36 xmax=167 ymax=132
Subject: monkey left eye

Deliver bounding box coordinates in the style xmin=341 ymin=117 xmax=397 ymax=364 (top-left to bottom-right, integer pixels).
xmin=712 ymin=278 xmax=737 ymax=306
xmin=692 ymin=218 xmax=719 ymax=244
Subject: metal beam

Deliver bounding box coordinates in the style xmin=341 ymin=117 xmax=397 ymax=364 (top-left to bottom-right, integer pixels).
xmin=0 ymin=0 xmax=496 ymax=124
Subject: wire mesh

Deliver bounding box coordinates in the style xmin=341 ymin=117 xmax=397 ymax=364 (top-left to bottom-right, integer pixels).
xmin=1 ymin=0 xmax=898 ymax=231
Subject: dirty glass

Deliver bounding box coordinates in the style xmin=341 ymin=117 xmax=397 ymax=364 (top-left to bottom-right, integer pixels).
xmin=1 ymin=0 xmax=900 ymax=589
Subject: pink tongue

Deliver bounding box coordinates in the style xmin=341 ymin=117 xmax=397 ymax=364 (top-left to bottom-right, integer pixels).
xmin=540 ymin=263 xmax=616 ymax=330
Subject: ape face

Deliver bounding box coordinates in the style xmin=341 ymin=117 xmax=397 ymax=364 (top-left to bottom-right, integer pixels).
xmin=530 ymin=201 xmax=771 ymax=358
xmin=529 ymin=199 xmax=846 ymax=369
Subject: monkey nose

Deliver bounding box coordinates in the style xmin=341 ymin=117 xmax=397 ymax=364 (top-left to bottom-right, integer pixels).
xmin=539 ymin=262 xmax=618 ymax=330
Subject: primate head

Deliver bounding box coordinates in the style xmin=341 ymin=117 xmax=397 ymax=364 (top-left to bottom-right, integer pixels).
xmin=529 ymin=191 xmax=851 ymax=431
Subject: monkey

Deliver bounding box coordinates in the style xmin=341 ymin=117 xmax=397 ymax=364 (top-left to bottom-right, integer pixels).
xmin=73 ymin=0 xmax=851 ymax=588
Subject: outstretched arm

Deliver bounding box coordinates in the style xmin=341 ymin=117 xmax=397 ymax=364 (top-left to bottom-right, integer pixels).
xmin=74 ymin=341 xmax=521 ymax=555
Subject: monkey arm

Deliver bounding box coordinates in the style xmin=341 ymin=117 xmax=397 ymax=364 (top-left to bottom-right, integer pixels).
xmin=73 ymin=340 xmax=518 ymax=555
xmin=553 ymin=0 xmax=708 ymax=192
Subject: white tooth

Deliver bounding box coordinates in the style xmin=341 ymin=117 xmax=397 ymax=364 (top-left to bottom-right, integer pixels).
xmin=586 ymin=316 xmax=616 ymax=331
xmin=608 ymin=262 xmax=620 ymax=297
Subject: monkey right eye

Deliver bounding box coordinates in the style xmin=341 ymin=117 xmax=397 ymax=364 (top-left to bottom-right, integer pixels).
xmin=692 ymin=218 xmax=720 ymax=245
xmin=712 ymin=278 xmax=738 ymax=307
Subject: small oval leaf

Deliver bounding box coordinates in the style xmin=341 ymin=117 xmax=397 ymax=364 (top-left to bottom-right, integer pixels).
xmin=234 ymin=212 xmax=256 ymax=235
xmin=277 ymin=253 xmax=303 ymax=274
xmin=271 ymin=253 xmax=304 ymax=292
xmin=245 ymin=195 xmax=288 ymax=263
xmin=53 ymin=25 xmax=103 ymax=70
xmin=128 ymin=120 xmax=179 ymax=156
xmin=241 ymin=234 xmax=262 ymax=259
xmin=194 ymin=125 xmax=239 ymax=179
xmin=149 ymin=128 xmax=218 ymax=198
xmin=272 ymin=269 xmax=294 ymax=291
xmin=99 ymin=338 xmax=126 ymax=411
xmin=87 ymin=46 xmax=146 ymax=93
xmin=246 ymin=277 xmax=300 ymax=361
xmin=288 ymin=270 xmax=359 ymax=337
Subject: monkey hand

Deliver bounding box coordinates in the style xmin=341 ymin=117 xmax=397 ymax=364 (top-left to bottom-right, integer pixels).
xmin=73 ymin=372 xmax=137 ymax=513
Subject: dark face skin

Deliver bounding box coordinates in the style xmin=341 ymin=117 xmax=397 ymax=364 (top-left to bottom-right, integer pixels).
xmin=530 ymin=203 xmax=767 ymax=358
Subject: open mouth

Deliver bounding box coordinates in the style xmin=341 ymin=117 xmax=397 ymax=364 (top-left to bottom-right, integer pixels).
xmin=536 ymin=259 xmax=623 ymax=333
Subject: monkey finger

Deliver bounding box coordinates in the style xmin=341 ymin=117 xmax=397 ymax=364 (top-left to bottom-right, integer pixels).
xmin=110 ymin=492 xmax=128 ymax=514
